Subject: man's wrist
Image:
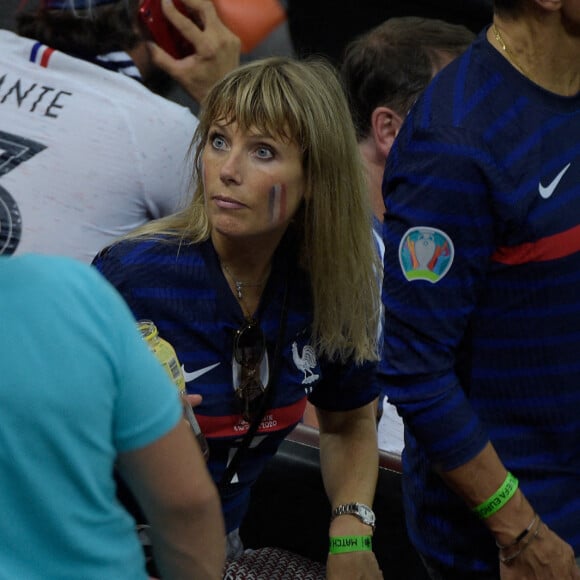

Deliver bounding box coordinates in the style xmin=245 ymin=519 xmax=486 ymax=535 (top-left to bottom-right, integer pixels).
xmin=473 ymin=472 xmax=519 ymax=519
xmin=485 ymin=490 xmax=536 ymax=546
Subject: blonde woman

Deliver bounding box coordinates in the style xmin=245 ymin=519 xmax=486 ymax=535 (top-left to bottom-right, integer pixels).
xmin=94 ymin=57 xmax=383 ymax=578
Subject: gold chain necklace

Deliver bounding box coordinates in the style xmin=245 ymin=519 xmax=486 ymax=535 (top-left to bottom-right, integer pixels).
xmin=492 ymin=24 xmax=532 ymax=81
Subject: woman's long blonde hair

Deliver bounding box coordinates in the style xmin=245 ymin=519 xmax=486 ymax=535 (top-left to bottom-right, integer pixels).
xmin=123 ymin=57 xmax=381 ymax=364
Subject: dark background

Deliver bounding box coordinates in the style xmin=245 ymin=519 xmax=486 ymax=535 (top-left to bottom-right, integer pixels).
xmin=2 ymin=0 xmax=494 ymax=66
xmin=287 ymin=0 xmax=493 ymax=64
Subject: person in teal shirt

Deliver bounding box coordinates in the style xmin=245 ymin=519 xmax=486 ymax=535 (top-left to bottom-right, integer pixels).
xmin=0 ymin=253 xmax=225 ymax=579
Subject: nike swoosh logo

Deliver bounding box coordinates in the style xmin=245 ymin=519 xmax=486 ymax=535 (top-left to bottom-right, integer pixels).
xmin=182 ymin=362 xmax=220 ymax=383
xmin=538 ymin=163 xmax=571 ymax=199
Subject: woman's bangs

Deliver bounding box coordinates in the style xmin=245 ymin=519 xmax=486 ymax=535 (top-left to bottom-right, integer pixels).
xmin=213 ymin=77 xmax=300 ymax=143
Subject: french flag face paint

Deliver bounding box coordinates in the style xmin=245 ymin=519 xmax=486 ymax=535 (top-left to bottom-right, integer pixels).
xmin=268 ymin=184 xmax=286 ymax=224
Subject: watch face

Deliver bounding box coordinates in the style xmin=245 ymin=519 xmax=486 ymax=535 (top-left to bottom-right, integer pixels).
xmin=359 ymin=505 xmax=372 ymax=518
xmin=358 ymin=504 xmax=375 ymax=524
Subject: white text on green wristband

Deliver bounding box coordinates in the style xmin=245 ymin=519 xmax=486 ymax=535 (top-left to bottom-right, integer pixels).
xmin=329 ymin=535 xmax=372 ymax=555
xmin=473 ymin=472 xmax=519 ymax=519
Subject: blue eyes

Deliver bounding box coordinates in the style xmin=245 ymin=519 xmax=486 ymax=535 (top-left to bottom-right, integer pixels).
xmin=209 ymin=133 xmax=275 ymax=160
xmin=211 ymin=135 xmax=227 ymax=150
xmin=256 ymin=147 xmax=274 ymax=160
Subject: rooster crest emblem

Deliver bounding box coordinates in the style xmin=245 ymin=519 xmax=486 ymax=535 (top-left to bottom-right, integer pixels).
xmin=291 ymin=342 xmax=319 ymax=386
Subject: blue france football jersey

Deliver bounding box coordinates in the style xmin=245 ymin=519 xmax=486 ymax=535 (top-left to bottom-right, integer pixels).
xmin=94 ymin=233 xmax=379 ymax=532
xmin=381 ymin=30 xmax=580 ymax=573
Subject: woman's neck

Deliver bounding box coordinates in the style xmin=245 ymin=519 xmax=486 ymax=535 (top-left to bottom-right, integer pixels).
xmin=211 ymin=229 xmax=283 ymax=281
xmin=212 ymin=232 xmax=278 ymax=319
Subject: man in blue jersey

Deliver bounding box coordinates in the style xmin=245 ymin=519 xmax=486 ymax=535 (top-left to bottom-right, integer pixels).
xmin=381 ymin=0 xmax=580 ymax=578
xmin=0 ymin=251 xmax=225 ymax=577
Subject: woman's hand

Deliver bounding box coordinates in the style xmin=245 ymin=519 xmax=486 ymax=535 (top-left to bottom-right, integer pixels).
xmin=326 ymin=551 xmax=383 ymax=580
xmin=185 ymin=393 xmax=202 ymax=408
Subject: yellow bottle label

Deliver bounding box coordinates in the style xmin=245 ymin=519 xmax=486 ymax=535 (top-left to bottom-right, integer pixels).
xmin=137 ymin=319 xmax=210 ymax=461
xmin=138 ymin=320 xmax=185 ymax=392
xmin=152 ymin=340 xmax=186 ymax=392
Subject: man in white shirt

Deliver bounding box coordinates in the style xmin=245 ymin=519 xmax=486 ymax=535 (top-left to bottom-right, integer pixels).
xmin=0 ymin=0 xmax=239 ymax=262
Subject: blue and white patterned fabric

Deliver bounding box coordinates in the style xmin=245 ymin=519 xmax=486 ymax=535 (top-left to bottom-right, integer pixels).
xmin=93 ymin=232 xmax=380 ymax=533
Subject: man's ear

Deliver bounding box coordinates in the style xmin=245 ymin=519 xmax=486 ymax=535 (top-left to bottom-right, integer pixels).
xmin=370 ymin=106 xmax=404 ymax=159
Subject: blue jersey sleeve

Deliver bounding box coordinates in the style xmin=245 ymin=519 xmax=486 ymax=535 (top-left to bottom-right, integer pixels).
xmin=381 ymin=115 xmax=500 ymax=470
xmin=308 ymin=358 xmax=380 ymax=412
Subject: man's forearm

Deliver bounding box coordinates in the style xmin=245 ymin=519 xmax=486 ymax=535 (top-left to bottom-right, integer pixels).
xmin=440 ymin=442 xmax=535 ymax=543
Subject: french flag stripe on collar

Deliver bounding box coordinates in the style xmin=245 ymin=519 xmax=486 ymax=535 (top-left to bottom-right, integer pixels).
xmin=30 ymin=42 xmax=55 ymax=67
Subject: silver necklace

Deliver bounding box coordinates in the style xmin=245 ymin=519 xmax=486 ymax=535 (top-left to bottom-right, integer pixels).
xmin=221 ymin=262 xmax=268 ymax=301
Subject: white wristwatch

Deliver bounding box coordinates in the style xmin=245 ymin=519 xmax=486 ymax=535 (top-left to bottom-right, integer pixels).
xmin=331 ymin=502 xmax=376 ymax=531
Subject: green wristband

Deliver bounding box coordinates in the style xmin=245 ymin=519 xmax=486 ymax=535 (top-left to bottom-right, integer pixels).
xmin=473 ymin=472 xmax=519 ymax=519
xmin=329 ymin=535 xmax=372 ymax=555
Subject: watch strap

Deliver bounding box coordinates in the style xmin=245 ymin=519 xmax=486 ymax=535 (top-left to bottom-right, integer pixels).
xmin=331 ymin=502 xmax=376 ymax=530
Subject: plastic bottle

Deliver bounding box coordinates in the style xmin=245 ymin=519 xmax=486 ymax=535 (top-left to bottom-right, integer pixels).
xmin=138 ymin=319 xmax=210 ymax=460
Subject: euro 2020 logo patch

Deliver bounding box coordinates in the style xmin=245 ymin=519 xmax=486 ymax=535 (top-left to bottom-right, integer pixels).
xmin=399 ymin=226 xmax=454 ymax=283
